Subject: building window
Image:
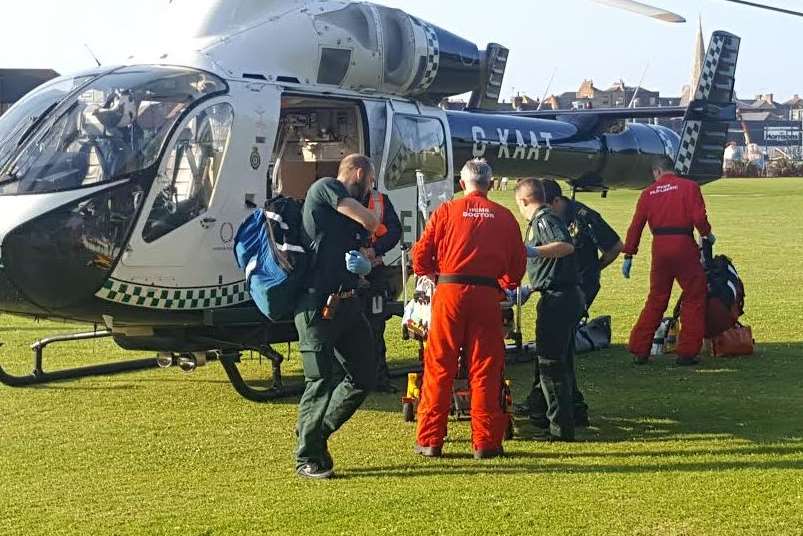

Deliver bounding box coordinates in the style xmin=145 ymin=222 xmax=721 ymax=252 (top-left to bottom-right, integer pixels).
xmin=384 ymin=115 xmax=447 ymax=189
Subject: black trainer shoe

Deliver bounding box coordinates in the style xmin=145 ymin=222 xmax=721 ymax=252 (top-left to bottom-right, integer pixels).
xmin=676 ymin=356 xmax=701 ymax=366
xmin=529 ymin=427 xmax=576 ymax=442
xmin=633 ymin=355 xmax=650 ymax=365
xmin=297 ymin=463 xmax=334 ymax=480
xmin=474 ymin=446 xmax=505 ymax=460
xmin=414 ymin=444 xmax=443 ymax=458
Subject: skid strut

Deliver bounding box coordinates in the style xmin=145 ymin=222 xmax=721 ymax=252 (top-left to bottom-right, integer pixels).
xmin=218 ymin=346 xmax=304 ymax=403
xmin=0 ymin=330 xmax=160 ymax=387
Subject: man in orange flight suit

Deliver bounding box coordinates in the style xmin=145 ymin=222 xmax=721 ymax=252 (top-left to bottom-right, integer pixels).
xmin=622 ymin=158 xmax=715 ymax=366
xmin=412 ymin=159 xmax=527 ymax=459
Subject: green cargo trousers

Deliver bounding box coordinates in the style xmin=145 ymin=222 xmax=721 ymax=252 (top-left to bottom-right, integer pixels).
xmin=530 ymin=287 xmax=584 ymax=440
xmin=294 ymin=294 xmax=377 ymax=469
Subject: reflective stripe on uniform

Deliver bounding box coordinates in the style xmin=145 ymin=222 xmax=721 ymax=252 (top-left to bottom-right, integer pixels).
xmin=368 ymin=191 xmax=385 ymax=243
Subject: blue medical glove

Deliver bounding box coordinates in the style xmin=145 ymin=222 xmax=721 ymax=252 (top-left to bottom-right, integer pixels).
xmin=345 ymin=250 xmax=371 ymax=276
xmin=622 ymin=256 xmax=633 ymax=279
xmin=704 ymin=233 xmax=716 ymax=245
xmin=520 ymin=286 xmax=534 ymax=304
xmin=526 ymin=246 xmax=541 ymax=258
xmin=505 ymin=286 xmax=534 ymax=305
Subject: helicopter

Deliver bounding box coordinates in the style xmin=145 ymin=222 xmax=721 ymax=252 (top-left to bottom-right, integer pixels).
xmin=0 ymin=0 xmax=742 ymax=401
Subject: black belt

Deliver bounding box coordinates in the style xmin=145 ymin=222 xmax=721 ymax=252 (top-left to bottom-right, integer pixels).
xmin=653 ymin=227 xmax=694 ymax=237
xmin=308 ymin=288 xmax=356 ymax=299
xmin=438 ymin=274 xmax=499 ymax=289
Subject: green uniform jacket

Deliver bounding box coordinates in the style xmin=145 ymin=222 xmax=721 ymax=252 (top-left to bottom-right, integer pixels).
xmin=526 ymin=206 xmax=579 ymax=291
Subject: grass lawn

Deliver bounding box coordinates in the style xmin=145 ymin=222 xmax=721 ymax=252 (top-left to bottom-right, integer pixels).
xmin=1 ymin=178 xmax=802 ymax=536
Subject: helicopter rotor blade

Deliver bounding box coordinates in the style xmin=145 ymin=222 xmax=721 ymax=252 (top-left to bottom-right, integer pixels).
xmin=722 ymin=0 xmax=803 ymax=18
xmin=591 ymin=0 xmax=686 ymax=23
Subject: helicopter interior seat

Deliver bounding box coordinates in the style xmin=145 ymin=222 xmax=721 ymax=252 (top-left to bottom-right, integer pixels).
xmin=142 ymin=127 xmax=205 ymax=242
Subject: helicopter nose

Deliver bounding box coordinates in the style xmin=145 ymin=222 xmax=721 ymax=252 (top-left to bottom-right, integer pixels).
xmin=0 ymin=264 xmax=48 ymax=316
xmin=0 ymin=180 xmax=145 ymax=316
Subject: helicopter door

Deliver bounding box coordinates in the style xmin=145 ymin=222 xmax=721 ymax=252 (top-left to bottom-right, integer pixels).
xmin=380 ymin=103 xmax=451 ymax=253
xmin=120 ymin=100 xmax=236 ymax=270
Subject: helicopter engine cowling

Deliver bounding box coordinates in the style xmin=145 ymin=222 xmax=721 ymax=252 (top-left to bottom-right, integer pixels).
xmin=308 ymin=3 xmax=482 ymax=99
xmin=141 ymin=1 xmax=484 ymax=101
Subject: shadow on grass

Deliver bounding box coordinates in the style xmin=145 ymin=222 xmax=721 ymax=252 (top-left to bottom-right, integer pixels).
xmin=0 ymin=326 xmax=64 ymax=332
xmin=30 ymin=384 xmax=141 ymax=392
xmin=340 ymin=457 xmax=803 ymax=479
xmin=5 ymin=341 xmax=802 ymax=448
xmin=363 ymin=342 xmax=803 ymax=446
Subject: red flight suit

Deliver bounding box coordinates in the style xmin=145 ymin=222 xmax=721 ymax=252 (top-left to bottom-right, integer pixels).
xmin=412 ymin=191 xmax=526 ymax=451
xmin=624 ymin=173 xmax=712 ymax=358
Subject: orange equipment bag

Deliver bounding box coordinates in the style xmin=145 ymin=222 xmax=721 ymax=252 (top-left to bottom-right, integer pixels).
xmin=710 ymin=323 xmax=754 ymax=357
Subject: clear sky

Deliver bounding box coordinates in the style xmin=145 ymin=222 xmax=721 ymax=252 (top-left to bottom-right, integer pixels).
xmin=0 ymin=0 xmax=800 ymax=102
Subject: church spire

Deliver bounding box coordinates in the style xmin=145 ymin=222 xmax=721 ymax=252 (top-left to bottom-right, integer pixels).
xmin=681 ymin=17 xmax=706 ymax=105
xmin=691 ymin=17 xmax=705 ymax=94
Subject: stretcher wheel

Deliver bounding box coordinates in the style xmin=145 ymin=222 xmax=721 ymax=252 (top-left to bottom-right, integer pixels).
xmin=504 ymin=418 xmax=514 ymax=440
xmin=402 ymin=402 xmax=415 ymax=423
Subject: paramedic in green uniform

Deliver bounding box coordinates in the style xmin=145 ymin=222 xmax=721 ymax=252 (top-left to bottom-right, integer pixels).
xmin=541 ymin=179 xmax=623 ymax=310
xmin=294 ymin=154 xmax=381 ymax=479
xmin=514 ymin=178 xmax=585 ymax=441
xmin=516 ymin=180 xmax=620 ymax=427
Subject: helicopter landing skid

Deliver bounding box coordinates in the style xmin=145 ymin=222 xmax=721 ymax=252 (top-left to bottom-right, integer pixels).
xmin=0 ymin=329 xmax=160 ymax=387
xmin=218 ymin=347 xmax=304 ymax=403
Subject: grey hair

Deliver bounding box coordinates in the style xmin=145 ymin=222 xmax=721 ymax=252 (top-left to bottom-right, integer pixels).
xmin=460 ymin=158 xmax=493 ymax=187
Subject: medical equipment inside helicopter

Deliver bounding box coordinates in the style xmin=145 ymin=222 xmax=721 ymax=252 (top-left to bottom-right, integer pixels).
xmin=270 ymin=97 xmax=365 ymax=200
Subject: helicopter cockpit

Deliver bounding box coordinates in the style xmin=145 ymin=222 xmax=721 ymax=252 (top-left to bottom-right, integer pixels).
xmin=0 ymin=66 xmax=230 ymax=314
xmin=0 ymin=66 xmax=227 ymax=195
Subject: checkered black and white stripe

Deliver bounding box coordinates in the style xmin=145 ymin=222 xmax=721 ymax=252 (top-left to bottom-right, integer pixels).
xmin=420 ymin=23 xmax=440 ymax=90
xmin=675 ymin=120 xmax=702 ymax=176
xmin=96 ymin=279 xmax=250 ymax=310
xmin=694 ymin=35 xmax=725 ymax=102
xmin=411 ymin=18 xmax=440 ymax=92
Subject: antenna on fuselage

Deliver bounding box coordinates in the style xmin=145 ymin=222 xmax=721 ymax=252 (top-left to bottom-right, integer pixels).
xmin=536 ymin=68 xmax=558 ymax=111
xmin=84 ymin=44 xmax=102 ymax=67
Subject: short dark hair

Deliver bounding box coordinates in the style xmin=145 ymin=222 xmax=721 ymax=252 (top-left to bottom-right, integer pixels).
xmin=515 ymin=178 xmax=545 ymax=204
xmin=652 ymin=157 xmax=674 ymax=174
xmin=541 ymin=179 xmax=563 ymax=204
xmin=339 ymin=154 xmax=375 ymax=179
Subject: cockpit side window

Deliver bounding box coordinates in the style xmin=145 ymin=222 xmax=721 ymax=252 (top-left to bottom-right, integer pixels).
xmin=384 ymin=115 xmax=447 ymax=190
xmin=141 ymin=102 xmax=234 ymax=243
xmin=0 ymin=73 xmax=100 ymax=171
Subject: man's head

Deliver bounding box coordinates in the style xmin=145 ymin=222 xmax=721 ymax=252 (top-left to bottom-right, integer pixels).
xmin=651 ymin=157 xmax=674 ymax=181
xmin=542 ymin=178 xmax=569 ymax=216
xmin=514 ymin=178 xmax=546 ymax=220
xmin=459 ymin=158 xmax=493 ymax=193
xmin=338 ymin=154 xmax=376 ymax=200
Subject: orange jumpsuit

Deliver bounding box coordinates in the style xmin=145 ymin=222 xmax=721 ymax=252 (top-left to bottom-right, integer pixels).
xmin=624 ymin=173 xmax=712 ymax=359
xmin=412 ymin=191 xmax=527 ymax=451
